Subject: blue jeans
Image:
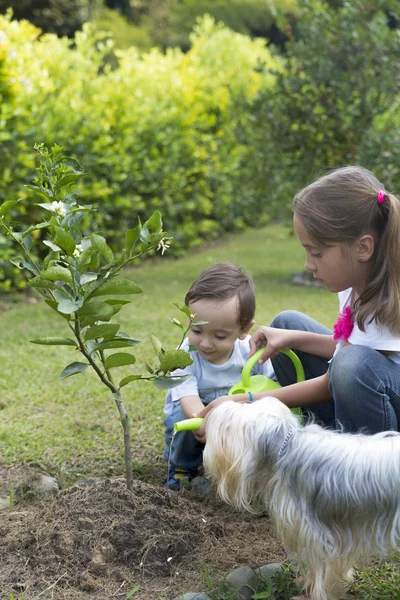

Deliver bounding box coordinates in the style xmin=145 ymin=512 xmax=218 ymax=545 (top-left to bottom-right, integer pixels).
xmin=271 ymin=310 xmax=400 ymax=433
xmin=164 ymin=402 xmax=205 ymax=470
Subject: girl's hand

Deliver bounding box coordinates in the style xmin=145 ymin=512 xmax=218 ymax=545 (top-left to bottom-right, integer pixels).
xmin=249 ymin=326 xmax=293 ymax=364
xmin=193 ymin=395 xmax=232 ymax=442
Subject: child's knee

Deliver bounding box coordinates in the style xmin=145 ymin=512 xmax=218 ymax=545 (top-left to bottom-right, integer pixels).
xmin=270 ymin=310 xmax=306 ymax=330
xmin=329 ymin=344 xmax=376 ymax=392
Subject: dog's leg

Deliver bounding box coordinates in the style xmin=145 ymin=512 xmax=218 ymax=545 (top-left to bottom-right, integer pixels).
xmin=292 ymin=560 xmax=347 ymax=600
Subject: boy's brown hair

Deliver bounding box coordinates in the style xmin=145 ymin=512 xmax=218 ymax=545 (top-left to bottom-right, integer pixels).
xmin=185 ymin=263 xmax=255 ymax=330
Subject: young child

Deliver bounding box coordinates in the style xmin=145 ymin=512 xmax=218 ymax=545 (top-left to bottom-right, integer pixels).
xmin=197 ymin=166 xmax=400 ymax=434
xmin=163 ymin=262 xmax=274 ymax=490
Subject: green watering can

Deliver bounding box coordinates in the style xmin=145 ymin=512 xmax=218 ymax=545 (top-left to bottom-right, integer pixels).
xmin=174 ymin=348 xmax=304 ymax=432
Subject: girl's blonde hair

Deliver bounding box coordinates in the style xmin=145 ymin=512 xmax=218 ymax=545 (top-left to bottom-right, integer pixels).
xmin=293 ymin=166 xmax=400 ymax=334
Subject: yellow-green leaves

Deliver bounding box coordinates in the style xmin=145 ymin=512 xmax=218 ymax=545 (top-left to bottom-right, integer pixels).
xmin=88 ymin=278 xmax=142 ymax=297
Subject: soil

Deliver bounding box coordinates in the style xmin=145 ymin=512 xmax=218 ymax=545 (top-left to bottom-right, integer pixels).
xmin=0 ymin=464 xmax=285 ymax=600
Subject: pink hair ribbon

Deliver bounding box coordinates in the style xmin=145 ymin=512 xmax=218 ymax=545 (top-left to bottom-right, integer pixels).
xmin=377 ymin=190 xmax=386 ymax=204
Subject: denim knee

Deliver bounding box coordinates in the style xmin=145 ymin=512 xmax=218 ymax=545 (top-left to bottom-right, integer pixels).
xmin=329 ymin=344 xmax=378 ymax=397
xmin=271 ymin=310 xmax=307 ymax=329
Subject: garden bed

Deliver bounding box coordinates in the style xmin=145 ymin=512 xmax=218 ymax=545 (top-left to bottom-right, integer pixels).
xmin=0 ymin=466 xmax=285 ymax=600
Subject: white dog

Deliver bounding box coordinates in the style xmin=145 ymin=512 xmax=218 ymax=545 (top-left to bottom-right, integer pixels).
xmin=203 ymin=398 xmax=400 ymax=600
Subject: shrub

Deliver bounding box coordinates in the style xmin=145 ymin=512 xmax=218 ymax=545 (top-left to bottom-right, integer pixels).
xmin=0 ymin=12 xmax=281 ymax=289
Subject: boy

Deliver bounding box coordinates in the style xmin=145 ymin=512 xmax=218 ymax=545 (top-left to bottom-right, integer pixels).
xmin=163 ymin=262 xmax=274 ymax=490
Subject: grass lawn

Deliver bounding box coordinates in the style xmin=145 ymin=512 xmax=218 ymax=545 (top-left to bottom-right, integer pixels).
xmin=0 ymin=224 xmax=338 ymax=486
xmin=2 ymin=223 xmax=400 ymax=599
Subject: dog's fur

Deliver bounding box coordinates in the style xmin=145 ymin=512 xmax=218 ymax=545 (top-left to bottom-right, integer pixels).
xmin=203 ymin=398 xmax=400 ymax=600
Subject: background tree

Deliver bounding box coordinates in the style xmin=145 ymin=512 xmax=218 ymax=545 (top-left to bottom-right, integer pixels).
xmin=0 ymin=0 xmax=89 ymax=37
xmin=243 ymin=0 xmax=400 ymax=220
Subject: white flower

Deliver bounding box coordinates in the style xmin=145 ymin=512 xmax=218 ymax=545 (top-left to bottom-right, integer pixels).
xmin=157 ymin=238 xmax=171 ymax=255
xmin=73 ymin=244 xmax=84 ymax=258
xmin=52 ymin=201 xmax=67 ymax=217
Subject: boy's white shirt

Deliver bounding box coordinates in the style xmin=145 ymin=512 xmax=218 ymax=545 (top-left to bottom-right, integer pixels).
xmin=164 ymin=335 xmax=275 ymax=417
xmin=334 ymin=288 xmax=400 ymax=365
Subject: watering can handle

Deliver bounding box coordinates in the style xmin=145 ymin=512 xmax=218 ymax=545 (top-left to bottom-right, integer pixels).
xmin=242 ymin=348 xmax=305 ymax=388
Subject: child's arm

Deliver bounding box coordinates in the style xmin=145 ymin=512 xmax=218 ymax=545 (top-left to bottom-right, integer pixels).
xmin=196 ymin=372 xmax=331 ymax=420
xmin=179 ymin=394 xmax=206 ymax=419
xmin=249 ymin=326 xmax=336 ymax=364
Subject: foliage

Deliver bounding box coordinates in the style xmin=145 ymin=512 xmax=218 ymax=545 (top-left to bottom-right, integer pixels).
xmin=147 ymin=0 xmax=300 ymax=51
xmin=91 ymin=4 xmax=152 ymax=54
xmin=245 ymin=0 xmax=400 ymax=221
xmin=0 ymin=0 xmax=89 ymax=37
xmin=0 ymin=144 xmax=194 ymax=489
xmin=357 ymin=96 xmax=400 ymax=193
xmin=0 ymin=12 xmax=281 ymax=290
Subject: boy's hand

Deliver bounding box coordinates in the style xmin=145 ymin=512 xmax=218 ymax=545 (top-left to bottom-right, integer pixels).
xmin=193 ymin=419 xmax=207 ymax=443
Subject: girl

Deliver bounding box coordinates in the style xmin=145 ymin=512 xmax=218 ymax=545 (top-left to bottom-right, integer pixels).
xmin=195 ymin=166 xmax=400 ymax=434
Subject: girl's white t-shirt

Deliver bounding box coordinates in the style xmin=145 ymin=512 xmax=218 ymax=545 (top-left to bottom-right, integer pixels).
xmin=335 ymin=288 xmax=400 ymax=365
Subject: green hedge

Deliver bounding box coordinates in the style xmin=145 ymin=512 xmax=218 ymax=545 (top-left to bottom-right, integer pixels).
xmin=0 ymin=13 xmax=281 ymax=279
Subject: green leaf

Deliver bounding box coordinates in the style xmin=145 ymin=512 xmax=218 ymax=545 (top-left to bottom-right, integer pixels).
xmin=159 ymin=350 xmax=193 ymax=373
xmin=169 ymin=318 xmax=183 ymax=329
xmin=153 ymin=374 xmax=193 ymax=389
xmin=78 ymin=247 xmax=100 ymax=270
xmin=144 ymin=210 xmax=162 ymax=233
xmin=173 ymin=303 xmax=192 ymax=318
xmin=0 ymin=199 xmax=19 ymax=217
xmin=60 ymin=362 xmax=89 ymax=379
xmin=104 ymin=299 xmax=131 ymax=306
xmin=80 ymin=273 xmax=97 ymax=285
xmin=9 ymin=258 xmax=40 ymax=275
xmin=26 ymin=184 xmax=54 ymax=200
xmin=31 ymin=337 xmax=77 ymax=346
xmin=45 ymin=298 xmax=71 ymax=321
xmin=57 ymin=298 xmax=82 ymax=314
xmin=23 ymin=235 xmax=32 ymax=252
xmin=90 ymin=338 xmax=140 ymax=352
xmin=37 ymin=202 xmax=58 ymax=212
xmin=89 ymin=278 xmax=142 ymax=297
xmin=57 ymin=156 xmax=84 ymax=173
xmin=104 ymin=352 xmax=136 ymax=369
xmin=27 ymin=277 xmax=61 ymax=292
xmin=125 ymin=226 xmax=140 ymax=253
xmin=84 ymin=324 xmax=120 ymax=341
xmin=145 ymin=362 xmax=154 ymax=374
xmin=55 ymin=172 xmax=84 ymax=191
xmin=78 ymin=301 xmax=114 ymax=322
xmin=119 ymin=375 xmax=143 ymax=388
xmin=43 ymin=240 xmax=61 ymax=252
xmin=104 ymin=298 xmax=131 ymax=316
xmin=188 ymin=344 xmax=198 ymax=352
xmin=54 ymin=226 xmax=76 ymax=255
xmin=91 ymin=234 xmax=114 ymax=263
xmin=40 ymin=266 xmax=73 ymax=285
xmin=150 ymin=334 xmax=163 ymax=356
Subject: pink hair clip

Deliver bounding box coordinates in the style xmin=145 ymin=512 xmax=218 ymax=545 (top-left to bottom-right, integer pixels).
xmin=377 ymin=190 xmax=386 ymax=204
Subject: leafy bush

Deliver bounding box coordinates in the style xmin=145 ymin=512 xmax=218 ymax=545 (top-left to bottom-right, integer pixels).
xmin=357 ymin=96 xmax=400 ymax=192
xmin=244 ymin=0 xmax=400 ymax=220
xmin=0 ymin=12 xmax=281 ymax=289
xmin=148 ymin=0 xmax=300 ymax=51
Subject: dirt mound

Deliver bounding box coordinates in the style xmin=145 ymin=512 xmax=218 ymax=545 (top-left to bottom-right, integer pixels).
xmin=0 ymin=475 xmax=285 ymax=599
